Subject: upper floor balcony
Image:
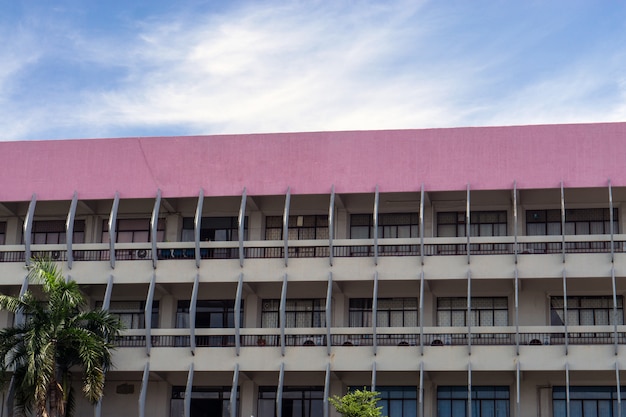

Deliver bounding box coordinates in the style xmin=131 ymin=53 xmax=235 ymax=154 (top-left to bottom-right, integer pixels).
xmin=110 ymin=325 xmax=626 ymax=373
xmin=1 ymin=233 xmax=626 ymax=282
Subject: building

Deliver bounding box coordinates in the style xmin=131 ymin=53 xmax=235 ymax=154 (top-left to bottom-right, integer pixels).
xmin=1 ymin=122 xmax=626 ymax=417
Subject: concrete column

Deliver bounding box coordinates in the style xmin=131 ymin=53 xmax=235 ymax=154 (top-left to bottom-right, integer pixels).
xmin=6 ymin=217 xmax=21 ymax=244
xmin=165 ymin=213 xmax=182 ymax=243
xmin=240 ymin=379 xmax=256 ymax=417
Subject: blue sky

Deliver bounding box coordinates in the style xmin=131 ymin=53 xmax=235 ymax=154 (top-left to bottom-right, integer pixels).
xmin=1 ymin=0 xmax=626 ymax=141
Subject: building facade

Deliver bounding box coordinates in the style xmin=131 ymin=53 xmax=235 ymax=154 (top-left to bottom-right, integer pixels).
xmin=2 ymin=122 xmax=626 ymax=417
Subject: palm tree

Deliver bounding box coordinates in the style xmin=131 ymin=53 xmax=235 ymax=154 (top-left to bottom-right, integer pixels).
xmin=0 ymin=259 xmax=123 ymax=417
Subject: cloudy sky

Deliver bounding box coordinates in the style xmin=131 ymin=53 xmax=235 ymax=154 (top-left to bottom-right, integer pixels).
xmin=2 ymin=0 xmax=626 ymax=141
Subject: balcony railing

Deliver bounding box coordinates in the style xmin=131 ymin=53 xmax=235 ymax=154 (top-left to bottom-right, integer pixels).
xmin=1 ymin=235 xmax=625 ymax=263
xmin=114 ymin=326 xmax=626 ymax=348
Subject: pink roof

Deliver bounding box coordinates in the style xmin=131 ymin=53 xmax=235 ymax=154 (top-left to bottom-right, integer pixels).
xmin=1 ymin=122 xmax=626 ymax=201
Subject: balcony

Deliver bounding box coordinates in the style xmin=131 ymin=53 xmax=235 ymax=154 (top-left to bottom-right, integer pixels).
xmin=110 ymin=325 xmax=626 ymax=372
xmin=2 ymin=234 xmax=626 ymax=282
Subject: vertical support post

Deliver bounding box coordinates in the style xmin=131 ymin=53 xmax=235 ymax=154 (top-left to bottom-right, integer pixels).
xmin=23 ymin=194 xmax=37 ymax=266
xmin=230 ymin=364 xmax=239 ymax=417
xmin=565 ymin=362 xmax=571 ymax=417
xmin=150 ymin=189 xmax=162 ymax=269
xmin=108 ymin=192 xmax=120 ymax=269
xmin=373 ymin=185 xmax=379 ymax=266
xmin=145 ymin=274 xmax=156 ymax=356
xmin=277 ymin=362 xmax=285 ymax=417
xmin=616 ymin=362 xmax=622 ymax=417
xmin=467 ymin=362 xmax=472 ymax=417
xmin=66 ymin=191 xmax=78 ymax=269
xmin=372 ymin=271 xmax=379 ymax=355
xmin=513 ymin=181 xmax=518 ymax=264
xmin=190 ymin=274 xmax=199 ymax=355
xmin=419 ymin=361 xmax=424 ymax=417
xmin=328 ymin=185 xmax=335 ymax=267
xmin=103 ymin=275 xmax=114 ymax=310
xmin=467 ymin=270 xmax=472 ymax=355
xmin=194 ymin=189 xmax=204 ymax=269
xmin=563 ymin=269 xmax=569 ymax=356
xmin=94 ymin=398 xmax=102 ymax=417
xmin=283 ymin=188 xmax=291 ymax=268
xmin=326 ymin=272 xmax=333 ymax=356
xmin=235 ymin=273 xmax=244 ymax=356
xmin=613 ymin=266 xmax=620 ymax=355
xmin=515 ymin=269 xmax=520 ymax=356
xmin=516 ymin=361 xmax=521 ymax=417
xmin=323 ymin=363 xmax=331 ymax=417
xmin=419 ymin=184 xmax=425 ymax=267
xmin=609 ymin=180 xmax=615 ymax=263
xmin=280 ymin=274 xmax=288 ymax=356
xmin=561 ymin=181 xmax=566 ymax=263
xmin=371 ymin=361 xmax=377 ymax=392
xmin=466 ymin=184 xmax=471 ymax=264
xmin=139 ymin=362 xmax=150 ymax=417
xmin=419 ymin=271 xmax=425 ymax=356
xmin=14 ymin=276 xmax=29 ymax=326
xmin=238 ymin=188 xmax=247 ymax=268
xmin=185 ymin=363 xmax=194 ymax=417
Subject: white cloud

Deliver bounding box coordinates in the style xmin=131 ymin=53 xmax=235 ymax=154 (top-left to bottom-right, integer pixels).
xmin=2 ymin=0 xmax=626 ymax=141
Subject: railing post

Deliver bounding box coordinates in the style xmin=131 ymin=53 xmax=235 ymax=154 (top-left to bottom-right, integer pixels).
xmin=283 ymin=188 xmax=291 ymax=267
xmin=373 ymin=185 xmax=379 ymax=265
xmin=372 ymin=271 xmax=379 ymax=355
xmin=561 ymin=181 xmax=566 ymax=263
xmin=190 ymin=274 xmax=199 ymax=355
xmin=420 ymin=183 xmax=425 ymax=265
xmin=66 ymin=191 xmax=78 ymax=269
xmin=466 ymin=184 xmax=471 ymax=264
xmin=328 ymin=185 xmax=335 ymax=267
xmin=238 ymin=188 xmax=247 ymax=268
xmin=230 ymin=364 xmax=239 ymax=417
xmin=145 ymin=274 xmax=156 ymax=356
xmin=235 ymin=273 xmax=244 ymax=355
xmin=194 ymin=189 xmax=204 ymax=268
xmin=419 ymin=271 xmax=425 ymax=356
xmin=150 ymin=189 xmax=162 ymax=270
xmin=23 ymin=193 xmax=37 ymax=266
xmin=108 ymin=192 xmax=120 ymax=269
xmin=323 ymin=363 xmax=331 ymax=417
xmin=371 ymin=361 xmax=377 ymax=392
xmin=185 ymin=363 xmax=194 ymax=417
xmin=279 ymin=274 xmax=288 ymax=356
xmin=326 ymin=272 xmax=333 ymax=356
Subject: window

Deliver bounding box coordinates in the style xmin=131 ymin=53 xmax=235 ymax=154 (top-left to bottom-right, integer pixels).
xmin=378 ymin=386 xmax=418 ymax=417
xmin=181 ymin=217 xmax=247 ymax=242
xmin=261 ymin=299 xmax=326 ymax=328
xmin=437 ymin=211 xmax=507 ymax=238
xmin=31 ymin=220 xmax=85 ymax=244
xmin=102 ymin=218 xmax=164 ymax=243
xmin=438 ymin=386 xmax=509 ymax=417
xmin=550 ymin=296 xmax=623 ymax=326
xmin=98 ymin=300 xmax=159 ymax=329
xmin=350 ymin=213 xmax=419 ymax=239
xmin=171 ymin=386 xmax=237 ymax=417
xmin=0 ymin=222 xmax=5 ymax=245
xmin=526 ymin=208 xmax=618 ymax=236
xmin=265 ymin=215 xmax=328 ymax=240
xmin=349 ymin=298 xmax=418 ymax=327
xmin=553 ymin=386 xmax=626 ymax=417
xmin=437 ymin=297 xmax=508 ymax=327
xmin=258 ymin=386 xmax=323 ymax=417
xmin=176 ymin=300 xmax=242 ymax=328
xmin=177 ymin=300 xmax=242 ymax=347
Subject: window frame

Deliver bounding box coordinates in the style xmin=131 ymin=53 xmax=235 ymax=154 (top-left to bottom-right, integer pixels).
xmin=437 ymin=297 xmax=509 ymax=327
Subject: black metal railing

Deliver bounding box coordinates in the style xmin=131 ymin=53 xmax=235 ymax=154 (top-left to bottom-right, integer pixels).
xmin=3 ymin=237 xmax=626 ymax=263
